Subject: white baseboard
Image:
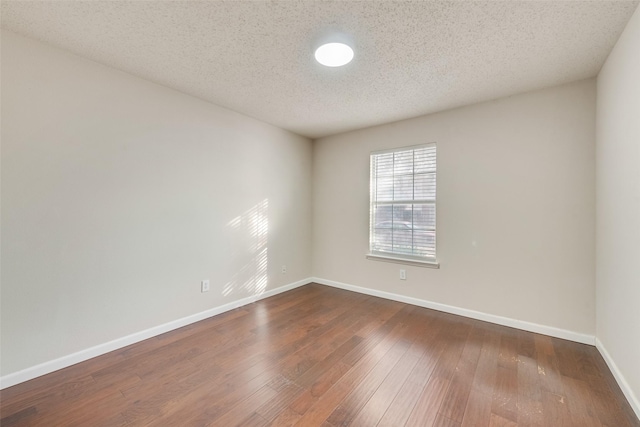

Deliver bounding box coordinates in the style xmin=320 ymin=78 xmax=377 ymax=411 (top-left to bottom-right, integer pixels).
xmin=0 ymin=277 xmax=311 ymax=390
xmin=311 ymin=277 xmax=595 ymax=345
xmin=595 ymin=338 xmax=640 ymax=420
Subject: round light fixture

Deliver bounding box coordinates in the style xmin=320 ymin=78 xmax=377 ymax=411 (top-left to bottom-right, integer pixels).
xmin=314 ymin=42 xmax=354 ymax=67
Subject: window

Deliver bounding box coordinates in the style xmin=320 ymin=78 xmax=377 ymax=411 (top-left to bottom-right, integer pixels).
xmin=368 ymin=143 xmax=438 ymax=266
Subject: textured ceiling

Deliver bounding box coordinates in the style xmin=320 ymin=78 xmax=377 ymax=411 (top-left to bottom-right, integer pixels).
xmin=1 ymin=1 xmax=638 ymax=138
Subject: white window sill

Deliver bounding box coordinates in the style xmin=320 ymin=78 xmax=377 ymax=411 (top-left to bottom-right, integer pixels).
xmin=366 ymin=253 xmax=440 ymax=269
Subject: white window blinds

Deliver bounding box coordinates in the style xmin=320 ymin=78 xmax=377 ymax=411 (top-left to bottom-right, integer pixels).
xmin=370 ymin=144 xmax=436 ymax=261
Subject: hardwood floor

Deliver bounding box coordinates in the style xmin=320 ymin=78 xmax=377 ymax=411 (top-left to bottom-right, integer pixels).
xmin=1 ymin=283 xmax=638 ymax=426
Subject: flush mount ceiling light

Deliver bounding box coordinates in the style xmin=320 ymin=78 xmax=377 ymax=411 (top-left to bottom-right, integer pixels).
xmin=314 ymin=42 xmax=354 ymax=67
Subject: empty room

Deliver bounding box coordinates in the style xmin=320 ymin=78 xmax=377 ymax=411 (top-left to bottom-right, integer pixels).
xmin=1 ymin=1 xmax=639 ymax=426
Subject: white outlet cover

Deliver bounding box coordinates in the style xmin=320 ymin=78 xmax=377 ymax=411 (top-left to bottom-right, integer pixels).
xmin=201 ymin=280 xmax=210 ymax=292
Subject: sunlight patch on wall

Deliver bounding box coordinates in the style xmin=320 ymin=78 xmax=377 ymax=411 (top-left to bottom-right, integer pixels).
xmin=224 ymin=199 xmax=269 ymax=297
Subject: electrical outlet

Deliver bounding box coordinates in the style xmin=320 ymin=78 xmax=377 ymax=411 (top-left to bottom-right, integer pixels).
xmin=400 ymin=269 xmax=406 ymax=280
xmin=201 ymin=280 xmax=210 ymax=293
xmin=281 ymin=265 xmax=287 ymax=274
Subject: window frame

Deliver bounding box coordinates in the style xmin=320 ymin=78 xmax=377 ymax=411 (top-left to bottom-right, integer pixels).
xmin=367 ymin=143 xmax=439 ymax=268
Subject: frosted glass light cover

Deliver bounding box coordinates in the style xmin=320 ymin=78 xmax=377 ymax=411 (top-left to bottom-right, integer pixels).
xmin=314 ymin=43 xmax=354 ymax=67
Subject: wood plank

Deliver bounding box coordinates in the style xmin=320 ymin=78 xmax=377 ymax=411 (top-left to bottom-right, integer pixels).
xmin=292 ymin=310 xmax=414 ymax=425
xmin=492 ymin=332 xmax=519 ymax=424
xmin=541 ymin=389 xmax=572 ymax=426
xmin=325 ymin=306 xmax=435 ymax=426
xmin=516 ymin=353 xmax=544 ymax=427
xmin=434 ymin=413 xmax=462 ymax=427
xmin=489 ymin=412 xmax=518 ymax=426
xmin=377 ymin=314 xmax=448 ymax=427
xmin=255 ymin=382 xmax=304 ymax=422
xmin=562 ymin=376 xmax=602 ymax=427
xmin=461 ymin=389 xmax=493 ymax=427
xmin=439 ymin=326 xmax=484 ymax=423
xmin=205 ymin=385 xmax=278 ymax=427
xmin=269 ymin=408 xmax=302 ymax=427
xmin=491 ymin=365 xmax=518 ymax=424
xmin=348 ymin=341 xmax=422 ymax=426
xmin=405 ymin=375 xmax=451 ymax=427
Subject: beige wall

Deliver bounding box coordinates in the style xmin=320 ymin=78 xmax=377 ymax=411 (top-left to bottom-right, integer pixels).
xmin=0 ymin=30 xmax=312 ymax=376
xmin=313 ymin=79 xmax=596 ymax=336
xmin=596 ymin=5 xmax=640 ymax=414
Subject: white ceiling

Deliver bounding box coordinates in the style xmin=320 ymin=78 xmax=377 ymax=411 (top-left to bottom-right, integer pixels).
xmin=1 ymin=1 xmax=638 ymax=139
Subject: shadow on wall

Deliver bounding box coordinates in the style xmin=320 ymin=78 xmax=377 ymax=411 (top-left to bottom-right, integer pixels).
xmin=224 ymin=199 xmax=269 ymax=298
